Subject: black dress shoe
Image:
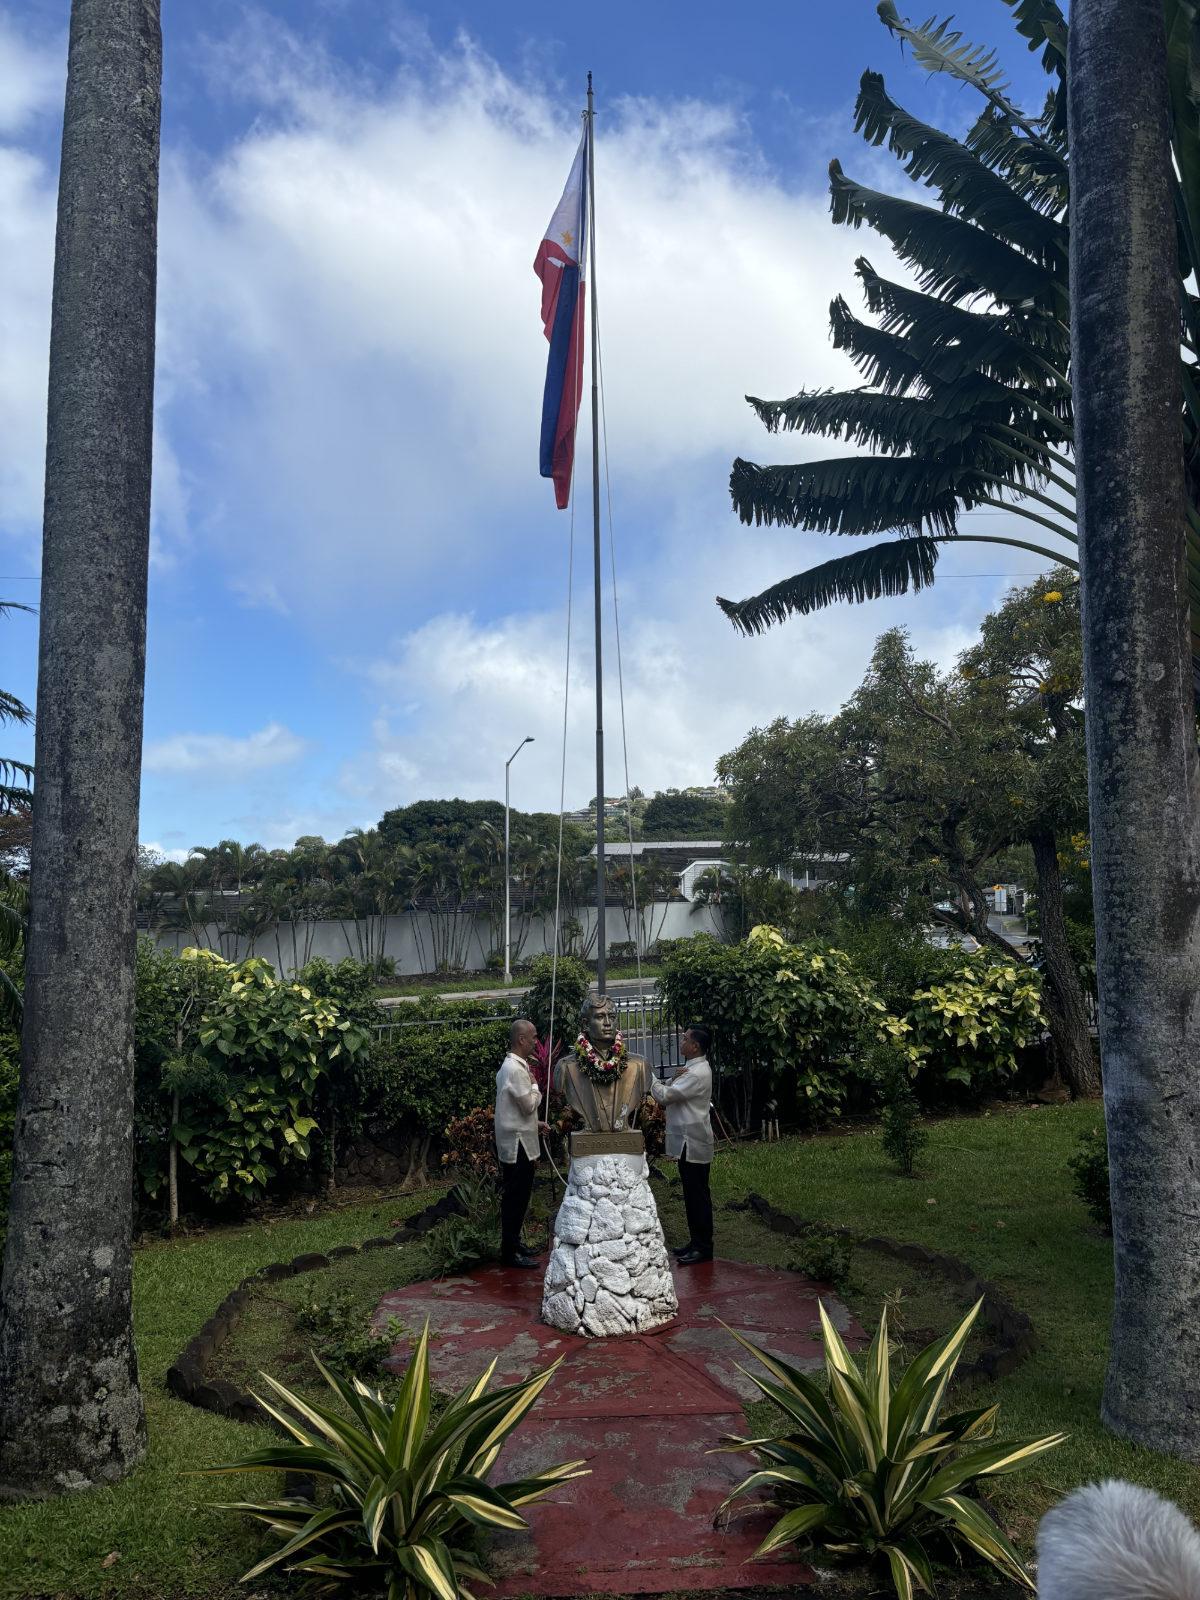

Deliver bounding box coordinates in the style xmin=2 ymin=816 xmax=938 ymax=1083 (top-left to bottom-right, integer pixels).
xmin=675 ymin=1247 xmax=714 ymax=1266
xmin=516 ymin=1249 xmax=542 ymax=1265
xmin=501 ymin=1255 xmax=541 ymax=1270
xmin=672 ymin=1242 xmax=694 ymax=1258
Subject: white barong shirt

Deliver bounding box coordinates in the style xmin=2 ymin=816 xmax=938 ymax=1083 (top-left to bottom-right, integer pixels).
xmin=650 ymin=1056 xmax=713 ymax=1164
xmin=494 ymin=1051 xmax=541 ymax=1164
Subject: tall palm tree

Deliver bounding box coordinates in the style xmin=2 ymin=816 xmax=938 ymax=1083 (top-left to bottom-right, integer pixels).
xmin=719 ymin=2 xmax=1076 ymax=632
xmin=717 ymin=0 xmax=1200 ymax=690
xmin=0 ymin=0 xmax=162 ymax=1495
xmin=1070 ymin=0 xmax=1200 ymax=1459
xmin=152 ymin=858 xmax=212 ymax=950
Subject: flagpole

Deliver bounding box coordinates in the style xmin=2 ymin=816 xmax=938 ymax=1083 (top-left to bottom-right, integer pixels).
xmin=586 ymin=71 xmax=606 ymax=996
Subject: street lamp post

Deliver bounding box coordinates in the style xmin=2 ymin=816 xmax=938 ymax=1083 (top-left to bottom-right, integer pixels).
xmin=504 ymin=736 xmax=535 ymax=984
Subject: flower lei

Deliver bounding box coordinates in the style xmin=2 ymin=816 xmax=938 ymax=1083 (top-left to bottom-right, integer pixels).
xmin=573 ymin=1029 xmax=628 ymax=1085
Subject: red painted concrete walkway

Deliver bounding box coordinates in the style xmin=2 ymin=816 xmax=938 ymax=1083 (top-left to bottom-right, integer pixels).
xmin=375 ymin=1258 xmax=865 ymax=1596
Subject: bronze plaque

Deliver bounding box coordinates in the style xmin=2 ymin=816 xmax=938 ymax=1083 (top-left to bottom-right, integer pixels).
xmin=570 ymin=1130 xmax=646 ymax=1159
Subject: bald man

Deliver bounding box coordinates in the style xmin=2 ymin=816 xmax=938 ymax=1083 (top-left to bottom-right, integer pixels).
xmin=494 ymin=1018 xmax=548 ymax=1268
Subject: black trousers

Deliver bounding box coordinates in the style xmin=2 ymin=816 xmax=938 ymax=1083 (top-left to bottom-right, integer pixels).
xmin=679 ymin=1145 xmax=713 ymax=1255
xmin=499 ymin=1147 xmax=536 ymax=1261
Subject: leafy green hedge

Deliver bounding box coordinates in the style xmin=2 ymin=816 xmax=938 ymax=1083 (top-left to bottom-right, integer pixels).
xmin=659 ymin=925 xmax=1044 ymax=1128
xmin=128 ymin=945 xmax=523 ymax=1221
xmin=370 ymin=1020 xmax=512 ymax=1146
xmin=659 ymin=926 xmax=899 ymax=1127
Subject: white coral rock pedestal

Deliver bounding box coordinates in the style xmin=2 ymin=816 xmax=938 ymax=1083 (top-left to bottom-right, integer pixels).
xmin=542 ymin=1152 xmax=678 ymax=1337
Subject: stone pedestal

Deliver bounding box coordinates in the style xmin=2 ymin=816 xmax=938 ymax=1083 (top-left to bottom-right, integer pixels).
xmin=542 ymin=1151 xmax=678 ymax=1336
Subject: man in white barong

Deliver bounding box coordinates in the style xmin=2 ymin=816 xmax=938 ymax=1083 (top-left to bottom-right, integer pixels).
xmin=651 ymin=1024 xmax=714 ymax=1265
xmin=494 ymin=1018 xmax=548 ymax=1269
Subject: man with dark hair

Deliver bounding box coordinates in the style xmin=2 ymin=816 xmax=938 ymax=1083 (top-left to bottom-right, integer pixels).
xmin=650 ymin=1025 xmax=714 ymax=1265
xmin=494 ymin=1018 xmax=548 ymax=1268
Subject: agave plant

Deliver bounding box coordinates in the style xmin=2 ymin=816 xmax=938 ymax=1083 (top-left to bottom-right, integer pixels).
xmin=719 ymin=1301 xmax=1065 ymax=1600
xmin=201 ymin=1323 xmax=587 ymax=1598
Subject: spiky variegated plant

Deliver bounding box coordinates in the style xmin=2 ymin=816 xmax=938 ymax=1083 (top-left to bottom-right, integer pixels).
xmin=719 ymin=1301 xmax=1065 ymax=1600
xmin=718 ymin=0 xmax=1200 ymax=690
xmin=200 ymin=1324 xmax=587 ymax=1599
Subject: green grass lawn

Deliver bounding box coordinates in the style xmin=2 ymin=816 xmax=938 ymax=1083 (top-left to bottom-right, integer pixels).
xmin=0 ymin=1102 xmax=1186 ymax=1599
xmin=0 ymin=1190 xmax=444 ymax=1600
xmin=703 ymin=1102 xmax=1194 ymax=1545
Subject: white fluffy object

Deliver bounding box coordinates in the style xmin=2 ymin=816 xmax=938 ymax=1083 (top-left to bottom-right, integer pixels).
xmin=1037 ymin=1481 xmax=1200 ymax=1600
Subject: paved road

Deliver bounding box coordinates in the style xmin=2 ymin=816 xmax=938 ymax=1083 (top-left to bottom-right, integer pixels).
xmin=376 ymin=975 xmax=660 ymax=1009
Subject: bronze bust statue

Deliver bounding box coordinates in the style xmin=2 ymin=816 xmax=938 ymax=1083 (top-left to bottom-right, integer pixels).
xmin=554 ymin=993 xmax=651 ymax=1133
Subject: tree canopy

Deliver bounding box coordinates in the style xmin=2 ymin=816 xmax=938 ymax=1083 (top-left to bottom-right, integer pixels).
xmin=641 ymin=791 xmax=728 ymax=839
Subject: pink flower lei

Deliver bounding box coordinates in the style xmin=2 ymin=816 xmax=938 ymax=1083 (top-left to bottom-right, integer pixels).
xmin=573 ymin=1029 xmax=628 ymax=1085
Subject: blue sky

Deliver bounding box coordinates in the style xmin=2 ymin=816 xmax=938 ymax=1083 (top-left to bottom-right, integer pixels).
xmin=2 ymin=2 xmax=1061 ymax=857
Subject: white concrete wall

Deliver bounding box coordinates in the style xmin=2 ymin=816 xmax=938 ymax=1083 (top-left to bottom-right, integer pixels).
xmin=150 ymin=898 xmax=728 ymax=977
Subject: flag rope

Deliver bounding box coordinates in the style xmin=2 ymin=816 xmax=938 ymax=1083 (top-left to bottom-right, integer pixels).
xmin=541 ymin=87 xmax=651 ymax=1192
xmin=596 ymin=332 xmax=650 ymax=1035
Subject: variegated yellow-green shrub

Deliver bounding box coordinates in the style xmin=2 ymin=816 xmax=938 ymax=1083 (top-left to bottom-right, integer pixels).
xmin=906 ymin=957 xmax=1043 ymax=1097
xmin=200 ymin=1323 xmax=587 ymax=1599
xmin=719 ymin=1302 xmax=1064 ymax=1600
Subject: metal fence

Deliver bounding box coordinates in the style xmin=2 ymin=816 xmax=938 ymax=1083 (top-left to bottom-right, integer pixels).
xmin=369 ymin=989 xmax=687 ymax=1074
xmin=370 ymin=1011 xmax=512 ymax=1043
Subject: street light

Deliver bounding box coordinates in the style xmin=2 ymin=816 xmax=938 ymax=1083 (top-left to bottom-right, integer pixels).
xmin=505 ymin=736 xmax=535 ymax=984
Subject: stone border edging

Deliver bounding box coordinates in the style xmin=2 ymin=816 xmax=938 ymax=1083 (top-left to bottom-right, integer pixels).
xmin=165 ymin=1189 xmax=466 ymax=1424
xmin=736 ymin=1192 xmax=1037 ymax=1381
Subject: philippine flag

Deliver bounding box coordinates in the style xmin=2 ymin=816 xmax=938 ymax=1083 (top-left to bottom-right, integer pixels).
xmin=534 ymin=129 xmax=588 ymax=509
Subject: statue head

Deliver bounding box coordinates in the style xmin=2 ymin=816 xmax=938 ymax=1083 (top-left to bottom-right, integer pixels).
xmin=581 ymin=993 xmax=618 ymax=1050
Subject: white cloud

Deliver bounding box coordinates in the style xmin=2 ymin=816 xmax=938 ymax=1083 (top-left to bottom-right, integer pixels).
xmin=0 ymin=144 xmax=55 ymax=542
xmin=0 ymin=16 xmax=61 ymax=544
xmin=143 ymin=722 xmax=309 ymax=779
xmin=229 ymin=574 xmax=291 ymax=615
xmin=140 ymin=841 xmax=192 ymax=865
xmin=337 ymin=493 xmax=989 ymax=816
xmin=154 ymin=26 xmax=863 ymax=611
xmin=1 ymin=14 xmax=1066 ymax=849
xmin=0 ymin=14 xmax=62 ymax=136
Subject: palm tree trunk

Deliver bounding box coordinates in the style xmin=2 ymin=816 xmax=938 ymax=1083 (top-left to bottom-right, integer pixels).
xmin=1069 ymin=0 xmax=1200 ymax=1454
xmin=1029 ymin=830 xmax=1099 ymax=1099
xmin=0 ymin=0 xmax=160 ymax=1495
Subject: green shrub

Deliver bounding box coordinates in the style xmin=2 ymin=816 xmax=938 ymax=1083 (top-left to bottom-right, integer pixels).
xmin=832 ymin=917 xmax=963 ymax=1018
xmin=295 ymin=1286 xmax=410 ymax=1378
xmin=296 ymin=955 xmax=380 ymax=1032
xmin=790 ymin=1230 xmax=853 ymax=1289
xmin=647 ymin=936 xmax=690 ymax=963
xmin=133 ymin=939 xmax=234 ymax=1212
xmin=204 ymin=1327 xmax=588 ymax=1597
xmin=880 ymin=1073 xmax=927 ymax=1177
xmin=421 ymin=1177 xmax=503 ymax=1276
xmin=659 ymin=926 xmax=901 ymax=1128
xmin=1067 ymin=1124 xmax=1111 ymax=1231
xmin=407 ymin=994 xmax=514 ymax=1024
xmin=373 ymin=1020 xmax=510 ymax=1138
xmin=176 ymin=952 xmax=369 ymax=1203
xmin=721 ymin=1301 xmax=1065 ymax=1600
xmin=523 ymin=953 xmax=590 ymax=1046
xmin=907 ymin=955 xmax=1044 ymax=1102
